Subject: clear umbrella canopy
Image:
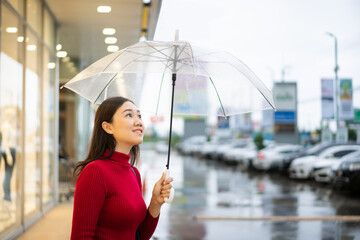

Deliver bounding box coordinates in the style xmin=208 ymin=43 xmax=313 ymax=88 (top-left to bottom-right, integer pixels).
xmin=64 ymin=41 xmax=275 ymax=117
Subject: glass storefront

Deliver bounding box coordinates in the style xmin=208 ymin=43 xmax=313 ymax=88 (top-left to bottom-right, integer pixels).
xmin=24 ymin=29 xmax=41 ymax=219
xmin=0 ymin=0 xmax=58 ymax=238
xmin=0 ymin=2 xmax=23 ymax=234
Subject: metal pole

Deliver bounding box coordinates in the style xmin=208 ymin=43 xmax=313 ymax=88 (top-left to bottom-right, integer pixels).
xmin=326 ymin=32 xmax=340 ymax=131
xmin=166 ymin=73 xmax=176 ymax=170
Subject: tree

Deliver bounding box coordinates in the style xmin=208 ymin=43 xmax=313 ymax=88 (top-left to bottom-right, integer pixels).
xmin=254 ymin=132 xmax=265 ymax=151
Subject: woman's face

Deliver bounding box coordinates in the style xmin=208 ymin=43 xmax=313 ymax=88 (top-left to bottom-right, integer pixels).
xmin=103 ymin=101 xmax=144 ymax=153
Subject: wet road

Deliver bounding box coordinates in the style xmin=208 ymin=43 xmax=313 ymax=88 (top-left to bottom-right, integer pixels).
xmin=141 ymin=150 xmax=360 ymax=240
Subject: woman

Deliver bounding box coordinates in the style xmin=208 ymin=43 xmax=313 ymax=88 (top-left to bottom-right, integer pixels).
xmin=71 ymin=96 xmax=173 ymax=240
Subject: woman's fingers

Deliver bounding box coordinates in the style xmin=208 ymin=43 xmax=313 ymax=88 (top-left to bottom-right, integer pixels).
xmin=164 ymin=177 xmax=174 ymax=184
xmin=161 ymin=189 xmax=170 ymax=194
xmin=161 ymin=184 xmax=172 ymax=190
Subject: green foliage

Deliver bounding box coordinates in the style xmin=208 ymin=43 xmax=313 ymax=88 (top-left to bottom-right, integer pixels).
xmin=254 ymin=132 xmax=265 ymax=151
xmin=169 ymin=134 xmax=181 ymax=148
xmin=348 ymin=128 xmax=357 ymax=142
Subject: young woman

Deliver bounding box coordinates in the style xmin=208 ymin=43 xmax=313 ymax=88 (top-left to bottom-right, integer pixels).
xmin=71 ymin=96 xmax=173 ymax=240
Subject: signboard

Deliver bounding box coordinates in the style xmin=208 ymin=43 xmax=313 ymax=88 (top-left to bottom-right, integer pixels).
xmin=339 ymin=79 xmax=353 ymax=120
xmin=273 ymin=83 xmax=297 ymax=135
xmin=321 ymin=78 xmax=334 ymax=119
xmin=274 ymin=111 xmax=295 ymax=123
xmin=217 ymin=116 xmax=230 ymax=129
xmin=273 ymin=83 xmax=296 ymax=110
xmin=174 ymin=74 xmax=208 ymax=115
xmin=336 ymin=127 xmax=348 ymax=143
xmin=354 ymin=109 xmax=360 ymax=123
xmin=321 ymin=129 xmax=333 ymax=143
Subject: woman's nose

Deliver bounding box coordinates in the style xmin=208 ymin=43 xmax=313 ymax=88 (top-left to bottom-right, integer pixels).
xmin=135 ymin=118 xmax=143 ymax=126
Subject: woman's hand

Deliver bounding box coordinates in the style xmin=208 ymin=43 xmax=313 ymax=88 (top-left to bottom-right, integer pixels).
xmin=148 ymin=172 xmax=173 ymax=218
xmin=152 ymin=172 xmax=173 ymax=204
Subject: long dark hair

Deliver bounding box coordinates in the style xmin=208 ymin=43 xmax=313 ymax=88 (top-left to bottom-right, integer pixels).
xmin=73 ymin=96 xmax=140 ymax=179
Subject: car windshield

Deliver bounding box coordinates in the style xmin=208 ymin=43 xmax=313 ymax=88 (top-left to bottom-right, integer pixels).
xmin=340 ymin=150 xmax=360 ymax=161
xmin=305 ymin=142 xmax=333 ymax=155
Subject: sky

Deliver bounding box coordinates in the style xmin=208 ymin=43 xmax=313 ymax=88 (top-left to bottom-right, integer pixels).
xmin=150 ymin=0 xmax=360 ymax=134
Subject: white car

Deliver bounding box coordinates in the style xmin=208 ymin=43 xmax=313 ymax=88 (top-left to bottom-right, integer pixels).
xmin=289 ymin=145 xmax=360 ymax=179
xmin=211 ymin=138 xmax=251 ymax=161
xmin=253 ymin=144 xmax=303 ymax=171
xmin=223 ymin=141 xmax=275 ymax=166
xmin=198 ymin=140 xmax=221 ymax=158
xmin=223 ymin=142 xmax=256 ymax=164
xmin=313 ymin=148 xmax=360 ymax=183
xmin=155 ymin=141 xmax=169 ymax=154
xmin=177 ymin=135 xmax=207 ymax=155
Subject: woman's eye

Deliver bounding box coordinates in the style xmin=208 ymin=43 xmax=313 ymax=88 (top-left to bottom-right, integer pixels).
xmin=126 ymin=113 xmax=132 ymax=117
xmin=138 ymin=115 xmax=142 ymax=119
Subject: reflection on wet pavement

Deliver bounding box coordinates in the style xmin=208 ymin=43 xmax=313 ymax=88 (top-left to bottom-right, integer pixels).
xmin=141 ymin=150 xmax=360 ymax=240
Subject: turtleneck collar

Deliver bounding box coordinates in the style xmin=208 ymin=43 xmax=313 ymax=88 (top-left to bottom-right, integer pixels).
xmin=102 ymin=149 xmax=131 ymax=164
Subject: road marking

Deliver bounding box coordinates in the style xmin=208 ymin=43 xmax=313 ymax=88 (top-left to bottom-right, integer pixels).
xmin=194 ymin=216 xmax=360 ymax=221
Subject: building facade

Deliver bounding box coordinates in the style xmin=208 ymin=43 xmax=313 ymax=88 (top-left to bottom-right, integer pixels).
xmin=0 ymin=0 xmax=58 ymax=238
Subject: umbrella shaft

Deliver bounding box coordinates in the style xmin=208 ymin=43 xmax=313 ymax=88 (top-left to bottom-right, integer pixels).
xmin=166 ymin=73 xmax=176 ymax=170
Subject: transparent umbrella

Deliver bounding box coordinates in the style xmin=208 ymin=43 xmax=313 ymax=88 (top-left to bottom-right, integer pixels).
xmin=62 ymin=40 xmax=276 ymax=201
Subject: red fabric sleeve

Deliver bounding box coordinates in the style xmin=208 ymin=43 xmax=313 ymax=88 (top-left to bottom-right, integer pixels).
xmin=132 ymin=166 xmax=160 ymax=240
xmin=138 ymin=209 xmax=160 ymax=240
xmin=71 ymin=163 xmax=107 ymax=240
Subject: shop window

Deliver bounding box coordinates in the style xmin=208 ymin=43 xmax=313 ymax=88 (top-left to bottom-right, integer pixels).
xmin=0 ymin=3 xmax=23 ymax=236
xmin=42 ymin=47 xmax=56 ymax=205
xmin=24 ymin=29 xmax=41 ymax=219
xmin=26 ymin=0 xmax=42 ymax=35
xmin=7 ymin=0 xmax=24 ymax=16
xmin=43 ymin=8 xmax=55 ymax=50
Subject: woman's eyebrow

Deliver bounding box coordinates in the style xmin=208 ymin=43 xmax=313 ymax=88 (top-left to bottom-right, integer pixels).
xmin=122 ymin=109 xmax=141 ymax=113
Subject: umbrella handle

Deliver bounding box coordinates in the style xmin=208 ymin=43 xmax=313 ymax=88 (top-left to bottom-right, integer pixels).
xmin=164 ymin=169 xmax=174 ymax=203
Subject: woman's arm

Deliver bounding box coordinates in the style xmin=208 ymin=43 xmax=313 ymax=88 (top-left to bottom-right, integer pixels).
xmin=71 ymin=164 xmax=106 ymax=240
xmin=149 ymin=172 xmax=173 ymax=217
xmin=137 ymin=172 xmax=173 ymax=240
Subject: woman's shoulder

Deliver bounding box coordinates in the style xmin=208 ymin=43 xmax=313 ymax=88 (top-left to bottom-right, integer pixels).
xmin=81 ymin=160 xmax=107 ymax=176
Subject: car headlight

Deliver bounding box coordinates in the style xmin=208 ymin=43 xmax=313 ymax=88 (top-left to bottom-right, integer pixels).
xmin=349 ymin=163 xmax=360 ymax=171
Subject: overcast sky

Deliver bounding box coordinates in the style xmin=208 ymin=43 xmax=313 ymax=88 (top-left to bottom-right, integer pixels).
xmin=153 ymin=0 xmax=360 ymax=132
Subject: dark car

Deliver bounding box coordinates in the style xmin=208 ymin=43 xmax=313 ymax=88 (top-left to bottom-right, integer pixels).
xmin=280 ymin=142 xmax=353 ymax=175
xmin=332 ymin=150 xmax=360 ymax=192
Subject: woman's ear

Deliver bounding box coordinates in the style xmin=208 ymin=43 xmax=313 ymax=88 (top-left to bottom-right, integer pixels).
xmin=102 ymin=121 xmax=113 ymax=134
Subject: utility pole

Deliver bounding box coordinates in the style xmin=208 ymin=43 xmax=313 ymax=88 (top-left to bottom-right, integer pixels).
xmin=326 ymin=32 xmax=340 ymax=131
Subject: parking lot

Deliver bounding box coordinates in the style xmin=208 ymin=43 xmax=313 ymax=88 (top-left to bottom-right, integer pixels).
xmin=142 ymin=145 xmax=360 ymax=240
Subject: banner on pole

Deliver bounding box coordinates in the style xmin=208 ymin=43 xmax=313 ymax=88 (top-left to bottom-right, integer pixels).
xmin=321 ymin=79 xmax=334 ymax=119
xmin=339 ymin=79 xmax=353 ymax=120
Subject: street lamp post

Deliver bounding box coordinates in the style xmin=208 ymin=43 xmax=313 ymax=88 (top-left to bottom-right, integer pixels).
xmin=326 ymin=32 xmax=340 ymax=131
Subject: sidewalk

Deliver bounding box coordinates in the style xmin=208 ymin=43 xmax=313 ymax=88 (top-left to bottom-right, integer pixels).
xmin=17 ymin=203 xmax=73 ymax=240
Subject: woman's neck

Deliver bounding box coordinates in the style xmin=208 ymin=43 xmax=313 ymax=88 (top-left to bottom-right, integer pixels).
xmin=114 ymin=144 xmax=131 ymax=155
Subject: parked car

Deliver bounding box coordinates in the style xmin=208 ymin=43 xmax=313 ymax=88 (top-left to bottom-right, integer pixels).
xmin=211 ymin=138 xmax=251 ymax=161
xmin=177 ymin=135 xmax=207 ymax=155
xmin=332 ymin=150 xmax=360 ymax=191
xmin=155 ymin=141 xmax=169 ymax=154
xmin=223 ymin=140 xmax=275 ymax=167
xmin=289 ymin=145 xmax=360 ymax=180
xmin=253 ymin=144 xmax=304 ymax=171
xmin=280 ymin=142 xmax=346 ymax=174
xmin=313 ymin=145 xmax=360 ymax=183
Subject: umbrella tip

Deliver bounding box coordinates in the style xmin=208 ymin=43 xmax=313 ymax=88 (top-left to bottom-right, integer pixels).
xmin=174 ymin=29 xmax=179 ymax=41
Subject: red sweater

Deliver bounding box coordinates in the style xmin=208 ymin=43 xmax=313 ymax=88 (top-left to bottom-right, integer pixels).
xmin=71 ymin=150 xmax=159 ymax=240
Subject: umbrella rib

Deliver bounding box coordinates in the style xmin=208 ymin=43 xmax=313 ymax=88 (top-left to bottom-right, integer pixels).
xmin=172 ymin=44 xmax=189 ymax=72
xmin=126 ymin=46 xmax=176 ymax=71
xmin=224 ymin=56 xmax=276 ymax=110
xmin=92 ymin=50 xmax=157 ymax=104
xmin=155 ymin=72 xmax=166 ymax=116
xmin=93 ymin=73 xmax=118 ymax=104
xmin=144 ymin=42 xmax=176 ymax=62
xmin=126 ymin=50 xmax=174 ymax=62
xmin=209 ymin=76 xmax=227 ymax=118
